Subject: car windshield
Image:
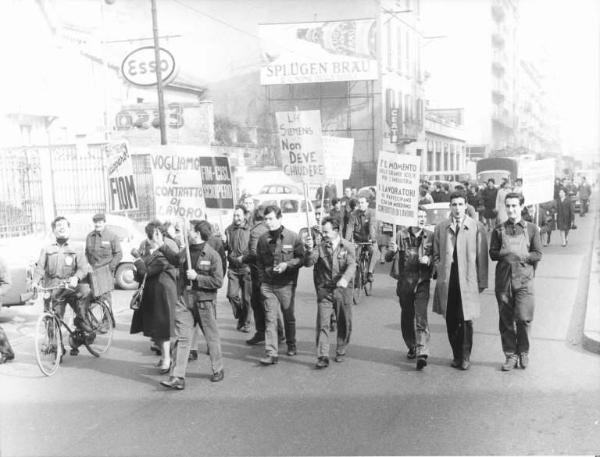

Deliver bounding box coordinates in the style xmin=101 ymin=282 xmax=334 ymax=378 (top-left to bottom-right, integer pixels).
xmin=426 ymin=208 xmax=450 ymax=226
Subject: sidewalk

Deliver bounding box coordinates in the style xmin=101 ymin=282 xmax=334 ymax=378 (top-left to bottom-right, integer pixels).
xmin=583 ymin=195 xmax=600 ymax=354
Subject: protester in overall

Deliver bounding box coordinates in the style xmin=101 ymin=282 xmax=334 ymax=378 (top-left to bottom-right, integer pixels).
xmin=304 ymin=217 xmax=356 ymax=368
xmin=224 ymin=205 xmax=253 ymax=333
xmin=555 ymin=188 xmax=575 ymax=247
xmin=433 ymin=192 xmax=489 ymax=370
xmin=130 ymin=221 xmax=177 ymax=373
xmin=489 ymin=192 xmax=543 ymax=371
xmin=0 ymin=256 xmax=15 ymax=364
xmin=386 ymin=207 xmax=434 ymax=370
xmin=160 ymin=220 xmax=225 ymax=390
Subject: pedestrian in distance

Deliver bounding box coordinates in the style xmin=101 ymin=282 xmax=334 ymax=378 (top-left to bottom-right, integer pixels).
xmin=85 ymin=213 xmax=122 ymax=306
xmin=160 ymin=220 xmax=225 ymax=390
xmin=578 ymin=176 xmax=592 ymax=216
xmin=345 ymin=195 xmax=378 ymax=283
xmin=489 ymin=192 xmax=542 ymax=371
xmin=256 ymin=205 xmax=305 ymax=365
xmin=539 ymin=203 xmax=556 ymax=247
xmin=481 ymin=179 xmax=498 ymax=230
xmin=242 ymin=195 xmax=256 ymax=226
xmin=130 ymin=221 xmax=177 ymax=373
xmin=304 ymin=216 xmax=356 ymax=368
xmin=495 ymin=179 xmax=511 ymax=225
xmin=555 ymin=188 xmax=575 ymax=247
xmin=386 ymin=207 xmax=434 ymax=370
xmin=433 ymin=191 xmax=489 ymax=370
xmin=0 ymin=255 xmax=15 ymax=364
xmin=329 ymin=198 xmax=344 ymax=233
xmin=224 ymin=205 xmax=253 ymax=333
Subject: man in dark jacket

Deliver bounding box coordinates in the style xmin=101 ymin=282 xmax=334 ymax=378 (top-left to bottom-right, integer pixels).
xmin=224 ymin=205 xmax=252 ymax=332
xmin=85 ymin=213 xmax=122 ymax=304
xmin=345 ymin=196 xmax=378 ymax=282
xmin=160 ymin=220 xmax=224 ymax=390
xmin=256 ymin=205 xmax=305 ymax=365
xmin=481 ymin=179 xmax=498 ymax=230
xmin=305 ymin=217 xmax=356 ymax=368
xmin=385 ymin=207 xmax=434 ymax=370
xmin=489 ymin=192 xmax=542 ymax=371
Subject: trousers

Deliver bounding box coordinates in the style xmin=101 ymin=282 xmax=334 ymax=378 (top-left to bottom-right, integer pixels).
xmin=316 ymin=287 xmax=352 ymax=358
xmin=446 ymin=262 xmax=473 ymax=361
xmin=397 ymin=280 xmax=430 ymax=357
xmin=227 ymin=269 xmax=252 ymax=328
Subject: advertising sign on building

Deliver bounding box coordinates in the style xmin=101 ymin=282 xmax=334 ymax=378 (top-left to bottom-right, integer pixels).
xmin=322 ymin=135 xmax=354 ymax=180
xmin=520 ymin=158 xmax=555 ymax=205
xmin=276 ymin=110 xmax=326 ymax=184
xmin=198 ymin=156 xmax=234 ymax=209
xmin=259 ymin=19 xmax=378 ymax=85
xmin=150 ymin=147 xmax=209 ymax=221
xmin=375 ymin=152 xmax=421 ymax=226
xmin=121 ymin=46 xmax=176 ymax=87
xmin=105 ymin=142 xmax=138 ymax=212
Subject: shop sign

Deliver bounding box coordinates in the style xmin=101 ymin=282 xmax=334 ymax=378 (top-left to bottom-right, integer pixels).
xmin=121 ymin=46 xmax=176 ymax=87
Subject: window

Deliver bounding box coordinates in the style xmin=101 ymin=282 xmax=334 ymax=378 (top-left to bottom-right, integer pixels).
xmin=281 ymin=199 xmax=299 ymax=213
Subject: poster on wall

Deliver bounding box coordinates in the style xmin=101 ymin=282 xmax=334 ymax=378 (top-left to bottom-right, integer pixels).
xmin=276 ymin=110 xmax=326 ymax=184
xmin=375 ymin=152 xmax=421 ymax=227
xmin=105 ymin=142 xmax=138 ymax=212
xmin=259 ymin=19 xmax=378 ymax=85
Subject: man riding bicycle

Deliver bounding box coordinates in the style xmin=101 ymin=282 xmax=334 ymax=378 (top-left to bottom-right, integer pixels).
xmin=345 ymin=195 xmax=378 ymax=283
xmin=31 ymin=216 xmax=93 ymax=355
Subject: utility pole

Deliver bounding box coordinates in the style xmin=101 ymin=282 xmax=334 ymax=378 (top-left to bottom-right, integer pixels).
xmin=150 ymin=0 xmax=167 ymax=145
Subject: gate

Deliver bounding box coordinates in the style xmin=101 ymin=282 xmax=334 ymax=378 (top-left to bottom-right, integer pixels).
xmin=0 ymin=149 xmax=45 ymax=238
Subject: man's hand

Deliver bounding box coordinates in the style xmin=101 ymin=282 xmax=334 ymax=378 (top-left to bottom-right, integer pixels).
xmin=154 ymin=229 xmax=164 ymax=248
xmin=420 ymin=255 xmax=430 ymax=265
xmin=337 ymin=277 xmax=348 ymax=288
xmin=304 ymin=236 xmax=314 ymax=251
xmin=273 ymin=262 xmax=288 ymax=273
xmin=186 ymin=269 xmax=198 ymax=281
xmin=388 ymin=240 xmax=398 ymax=253
xmin=68 ymin=276 xmax=78 ymax=289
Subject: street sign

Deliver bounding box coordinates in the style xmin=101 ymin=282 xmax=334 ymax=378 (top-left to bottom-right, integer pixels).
xmin=121 ymin=46 xmax=176 ymax=87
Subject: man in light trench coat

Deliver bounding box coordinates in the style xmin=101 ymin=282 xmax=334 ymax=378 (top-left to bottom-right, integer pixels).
xmin=433 ymin=191 xmax=489 ymax=370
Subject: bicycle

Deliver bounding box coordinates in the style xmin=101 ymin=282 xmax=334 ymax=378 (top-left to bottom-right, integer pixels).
xmin=353 ymin=242 xmax=374 ymax=304
xmin=33 ymin=282 xmax=115 ymax=376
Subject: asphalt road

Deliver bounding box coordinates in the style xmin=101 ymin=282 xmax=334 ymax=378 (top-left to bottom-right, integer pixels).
xmin=1 ymin=210 xmax=599 ymax=456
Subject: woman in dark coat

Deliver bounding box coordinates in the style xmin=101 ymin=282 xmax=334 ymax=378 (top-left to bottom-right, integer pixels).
xmin=130 ymin=221 xmax=178 ymax=372
xmin=555 ymin=188 xmax=574 ymax=247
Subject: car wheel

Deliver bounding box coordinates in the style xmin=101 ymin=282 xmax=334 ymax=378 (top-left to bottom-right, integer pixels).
xmin=114 ymin=263 xmax=138 ymax=290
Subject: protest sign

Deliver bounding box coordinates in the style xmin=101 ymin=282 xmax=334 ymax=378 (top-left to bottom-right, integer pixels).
xmin=375 ymin=152 xmax=421 ymax=226
xmin=520 ymin=159 xmax=555 ymax=205
xmin=105 ymin=142 xmax=138 ymax=212
xmin=322 ymin=136 xmax=354 ymax=180
xmin=198 ymin=156 xmax=234 ymax=209
xmin=276 ymin=110 xmax=325 ymax=184
xmin=150 ymin=147 xmax=208 ymax=220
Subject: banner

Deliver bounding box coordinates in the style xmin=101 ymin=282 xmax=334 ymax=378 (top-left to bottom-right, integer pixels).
xmin=105 ymin=142 xmax=138 ymax=212
xmin=198 ymin=156 xmax=234 ymax=209
xmin=520 ymin=159 xmax=555 ymax=205
xmin=150 ymin=147 xmax=208 ymax=220
xmin=375 ymin=152 xmax=421 ymax=226
xmin=322 ymin=136 xmax=354 ymax=180
xmin=276 ymin=110 xmax=326 ymax=184
xmin=259 ymin=19 xmax=378 ymax=85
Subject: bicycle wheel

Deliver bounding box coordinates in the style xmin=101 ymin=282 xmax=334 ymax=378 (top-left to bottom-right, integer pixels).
xmin=84 ymin=300 xmax=114 ymax=357
xmin=353 ymin=267 xmax=363 ymax=305
xmin=363 ymin=255 xmax=372 ymax=296
xmin=34 ymin=313 xmax=62 ymax=376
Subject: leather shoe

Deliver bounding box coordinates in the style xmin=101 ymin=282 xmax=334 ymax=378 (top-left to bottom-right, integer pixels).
xmin=160 ymin=376 xmax=185 ymax=390
xmin=502 ymin=355 xmax=518 ymax=371
xmin=239 ymin=325 xmax=251 ymax=333
xmin=316 ymin=357 xmax=329 ymax=369
xmin=245 ymin=333 xmax=265 ymax=345
xmin=188 ymin=349 xmax=198 ymax=361
xmin=259 ymin=355 xmax=278 ymax=365
xmin=460 ymin=359 xmax=470 ymax=370
xmin=416 ymin=356 xmax=427 ymax=370
xmin=451 ymin=358 xmax=461 ymax=368
xmin=211 ymin=369 xmax=225 ymax=382
xmin=334 ymin=354 xmax=345 ymax=363
xmin=407 ymin=348 xmax=417 ymax=359
xmin=70 ymin=347 xmax=79 ymax=356
xmin=519 ymin=353 xmax=529 ymax=369
xmin=286 ymin=345 xmax=297 ymax=356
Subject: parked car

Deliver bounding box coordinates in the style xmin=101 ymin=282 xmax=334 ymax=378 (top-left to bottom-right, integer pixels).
xmin=258 ymin=183 xmax=302 ymax=195
xmin=253 ymin=193 xmax=316 ymax=233
xmin=0 ymin=213 xmax=145 ymax=307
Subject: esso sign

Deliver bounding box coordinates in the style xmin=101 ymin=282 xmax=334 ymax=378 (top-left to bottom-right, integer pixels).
xmin=121 ymin=46 xmax=176 ymax=87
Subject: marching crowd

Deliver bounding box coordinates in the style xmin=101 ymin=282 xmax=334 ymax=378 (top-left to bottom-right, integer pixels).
xmin=0 ymin=177 xmax=593 ymax=391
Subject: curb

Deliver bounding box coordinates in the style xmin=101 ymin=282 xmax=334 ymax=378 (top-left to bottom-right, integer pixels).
xmin=582 ymin=200 xmax=600 ymax=354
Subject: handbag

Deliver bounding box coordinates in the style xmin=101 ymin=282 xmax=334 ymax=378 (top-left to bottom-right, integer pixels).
xmin=129 ymin=275 xmax=147 ymax=311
